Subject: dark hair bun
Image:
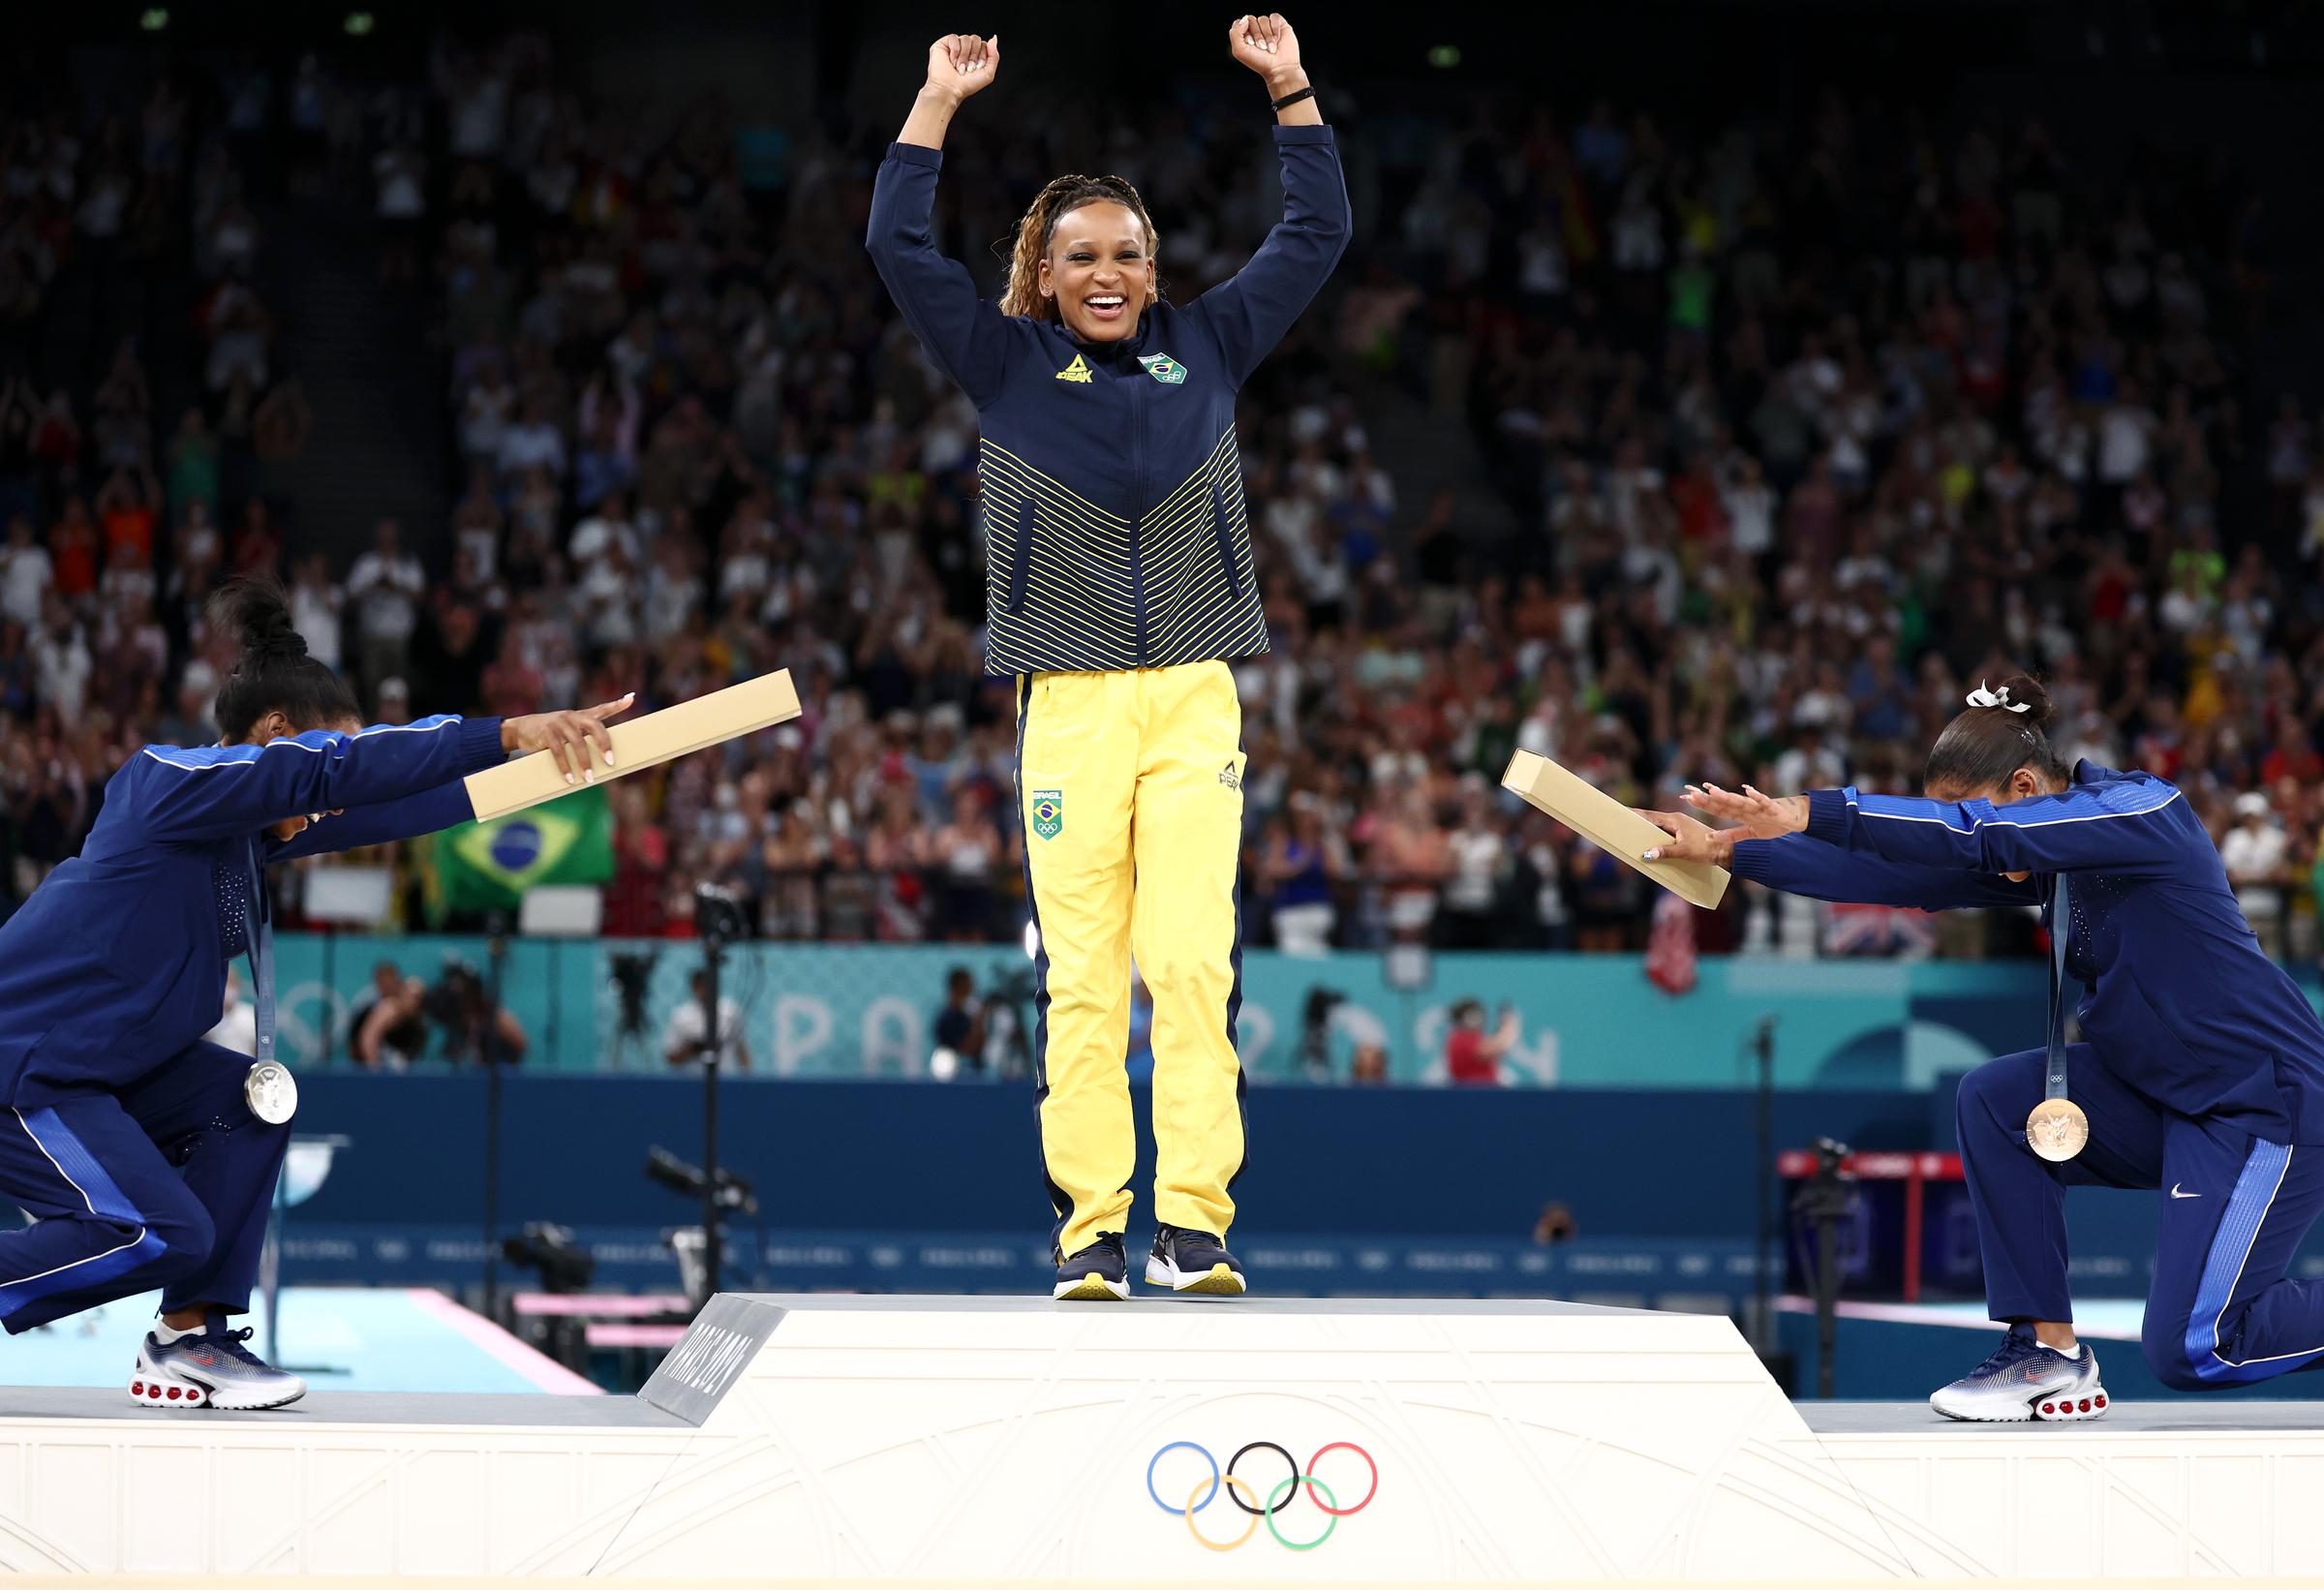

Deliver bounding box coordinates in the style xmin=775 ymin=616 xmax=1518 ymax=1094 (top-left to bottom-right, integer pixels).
xmin=1993 ymin=674 xmax=2056 ymax=729
xmin=209 ymin=575 xmax=307 ymax=662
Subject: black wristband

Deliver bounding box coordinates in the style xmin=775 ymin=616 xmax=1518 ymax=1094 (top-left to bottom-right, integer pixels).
xmin=1270 ymin=85 xmax=1315 ymax=111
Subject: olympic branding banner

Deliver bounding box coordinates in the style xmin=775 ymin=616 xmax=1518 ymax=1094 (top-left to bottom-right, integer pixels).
xmin=271 ymin=933 xmax=2066 ymax=1087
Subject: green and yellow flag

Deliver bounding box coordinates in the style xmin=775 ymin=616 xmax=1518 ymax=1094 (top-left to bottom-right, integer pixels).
xmin=434 ymin=785 xmax=615 ymax=911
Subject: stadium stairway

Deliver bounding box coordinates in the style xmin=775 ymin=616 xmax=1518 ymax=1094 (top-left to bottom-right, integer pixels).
xmin=1346 ymin=367 xmax=1517 ymax=554
xmin=252 ymin=199 xmax=448 ymax=565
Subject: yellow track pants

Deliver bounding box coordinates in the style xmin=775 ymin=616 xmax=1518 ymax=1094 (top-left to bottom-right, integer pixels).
xmin=1014 ymin=660 xmax=1247 ymax=1262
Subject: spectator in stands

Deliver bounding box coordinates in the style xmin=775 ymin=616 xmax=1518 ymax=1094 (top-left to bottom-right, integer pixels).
xmin=0 ymin=514 xmax=51 ymax=631
xmin=1260 ymin=793 xmax=1344 ymax=953
xmin=288 ymin=552 xmax=343 ymax=669
xmin=1440 ymin=780 xmax=1513 ymax=949
xmin=346 ymin=519 xmax=423 ymax=689
xmin=2221 ymin=791 xmax=2292 ymax=961
xmin=151 ymin=660 xmax=216 ymax=748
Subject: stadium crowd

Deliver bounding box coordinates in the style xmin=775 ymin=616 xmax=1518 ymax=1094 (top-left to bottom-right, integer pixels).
xmin=1 ymin=39 xmax=2321 ymax=966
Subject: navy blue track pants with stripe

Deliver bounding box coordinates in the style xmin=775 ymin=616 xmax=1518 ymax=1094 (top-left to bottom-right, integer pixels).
xmin=0 ymin=1042 xmax=289 ymax=1333
xmin=1959 ymin=1045 xmax=2324 ymax=1390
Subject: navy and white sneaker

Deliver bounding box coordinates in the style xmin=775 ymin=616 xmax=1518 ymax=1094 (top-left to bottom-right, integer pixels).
xmin=1147 ymin=1225 xmax=1246 ymax=1295
xmin=1054 ymin=1233 xmax=1130 ymax=1300
xmin=131 ymin=1312 xmax=307 ymax=1411
xmin=1929 ymin=1325 xmax=2107 ymax=1422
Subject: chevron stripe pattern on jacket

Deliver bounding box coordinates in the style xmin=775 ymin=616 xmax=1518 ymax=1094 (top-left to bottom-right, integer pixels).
xmin=982 ymin=427 xmax=1266 ymax=676
xmin=866 ymin=124 xmax=1349 ymax=678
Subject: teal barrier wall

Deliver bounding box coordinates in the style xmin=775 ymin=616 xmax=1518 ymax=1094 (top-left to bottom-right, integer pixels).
xmin=273 ymin=933 xmax=2059 ymax=1087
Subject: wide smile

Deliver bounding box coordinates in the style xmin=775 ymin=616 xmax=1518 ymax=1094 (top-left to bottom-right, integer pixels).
xmin=1084 ymin=293 xmax=1127 ymax=322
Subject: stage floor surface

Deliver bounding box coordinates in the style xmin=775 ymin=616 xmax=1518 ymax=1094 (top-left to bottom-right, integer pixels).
xmin=9 ymin=1384 xmax=2316 ymax=1434
xmin=1 ymin=1286 xmax=596 ymax=1396
xmin=1800 ymin=1397 xmax=2324 ymax=1433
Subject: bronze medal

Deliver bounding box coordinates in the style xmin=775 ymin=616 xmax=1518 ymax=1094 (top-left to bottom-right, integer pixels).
xmin=2025 ymin=1096 xmax=2089 ymax=1163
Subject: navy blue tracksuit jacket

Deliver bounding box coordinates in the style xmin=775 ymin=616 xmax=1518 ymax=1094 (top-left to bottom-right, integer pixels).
xmin=866 ymin=127 xmax=1350 ymax=677
xmin=1734 ymin=763 xmax=2324 ymax=1388
xmin=0 ymin=714 xmax=505 ymax=1331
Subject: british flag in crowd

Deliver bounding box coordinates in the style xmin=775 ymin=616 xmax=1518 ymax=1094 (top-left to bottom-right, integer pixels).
xmin=1645 ymin=892 xmax=1698 ymax=994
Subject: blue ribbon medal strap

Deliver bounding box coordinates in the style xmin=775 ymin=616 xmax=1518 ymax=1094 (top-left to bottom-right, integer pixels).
xmin=242 ymin=842 xmax=298 ymax=1126
xmin=2024 ymin=872 xmax=2089 ymax=1162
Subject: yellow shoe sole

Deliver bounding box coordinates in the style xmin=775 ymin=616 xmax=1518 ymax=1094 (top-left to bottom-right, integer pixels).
xmin=1147 ymin=1261 xmax=1247 ymax=1296
xmin=1054 ymin=1273 xmax=1129 ymax=1300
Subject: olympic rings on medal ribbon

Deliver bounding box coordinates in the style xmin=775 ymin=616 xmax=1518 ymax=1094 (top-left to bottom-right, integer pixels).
xmin=1147 ymin=1440 xmax=1378 ymax=1549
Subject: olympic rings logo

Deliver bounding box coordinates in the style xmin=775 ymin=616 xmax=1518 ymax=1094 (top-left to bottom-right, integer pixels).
xmin=1145 ymin=1440 xmax=1379 ymax=1551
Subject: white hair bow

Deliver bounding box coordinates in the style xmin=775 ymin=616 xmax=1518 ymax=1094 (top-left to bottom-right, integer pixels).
xmin=1965 ymin=680 xmax=2032 ymax=714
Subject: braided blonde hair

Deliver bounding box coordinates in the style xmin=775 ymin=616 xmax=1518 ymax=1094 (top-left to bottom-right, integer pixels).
xmin=998 ymin=173 xmax=1162 ymax=321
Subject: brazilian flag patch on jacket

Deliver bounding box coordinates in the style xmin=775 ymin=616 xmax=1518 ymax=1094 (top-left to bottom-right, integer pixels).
xmin=1137 ymin=352 xmax=1187 ymax=384
xmin=1031 ymin=789 xmax=1063 ymax=841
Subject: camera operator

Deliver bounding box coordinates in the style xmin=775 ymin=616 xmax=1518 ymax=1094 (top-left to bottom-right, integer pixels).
xmin=425 ymin=957 xmax=528 ymax=1066
xmin=1298 ymin=986 xmax=1344 ymax=1082
xmin=1442 ymin=997 xmax=1519 ymax=1086
xmin=664 ymin=967 xmax=750 ymax=1072
xmin=351 ymin=963 xmax=431 ymax=1069
xmin=929 ymin=966 xmax=985 ymax=1080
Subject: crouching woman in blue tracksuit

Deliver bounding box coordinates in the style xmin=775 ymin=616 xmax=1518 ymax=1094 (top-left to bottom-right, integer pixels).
xmin=1642 ymin=675 xmax=2324 ymax=1421
xmin=0 ymin=578 xmax=627 ymax=1409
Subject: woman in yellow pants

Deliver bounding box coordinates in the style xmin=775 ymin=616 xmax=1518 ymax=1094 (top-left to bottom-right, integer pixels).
xmin=866 ymin=15 xmax=1348 ymax=1298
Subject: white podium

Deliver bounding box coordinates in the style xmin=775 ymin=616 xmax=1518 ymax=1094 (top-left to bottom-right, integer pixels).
xmin=0 ymin=1293 xmax=2315 ymax=1579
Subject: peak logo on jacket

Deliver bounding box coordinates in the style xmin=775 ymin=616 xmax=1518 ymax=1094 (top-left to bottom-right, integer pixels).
xmin=1055 ymin=354 xmax=1092 ymax=383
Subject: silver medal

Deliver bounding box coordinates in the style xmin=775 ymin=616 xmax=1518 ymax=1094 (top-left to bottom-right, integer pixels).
xmin=244 ymin=1060 xmax=298 ymax=1125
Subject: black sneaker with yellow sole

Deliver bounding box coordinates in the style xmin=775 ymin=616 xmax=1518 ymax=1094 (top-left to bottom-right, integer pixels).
xmin=1054 ymin=1232 xmax=1130 ymax=1300
xmin=1146 ymin=1225 xmax=1246 ymax=1295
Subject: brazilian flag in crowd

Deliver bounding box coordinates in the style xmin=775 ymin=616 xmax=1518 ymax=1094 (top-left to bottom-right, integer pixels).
xmin=433 ymin=785 xmax=615 ymax=911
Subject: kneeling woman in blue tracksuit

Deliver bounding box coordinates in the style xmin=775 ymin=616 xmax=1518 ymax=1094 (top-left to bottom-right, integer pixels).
xmin=1643 ymin=676 xmax=2324 ymax=1420
xmin=0 ymin=578 xmax=625 ymax=1409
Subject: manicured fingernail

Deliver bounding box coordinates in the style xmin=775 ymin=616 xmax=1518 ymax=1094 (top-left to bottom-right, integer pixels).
xmin=585 ymin=769 xmax=596 ymax=782
xmin=1642 ymin=850 xmax=1659 ymax=861
xmin=565 ymin=773 xmax=576 ymax=785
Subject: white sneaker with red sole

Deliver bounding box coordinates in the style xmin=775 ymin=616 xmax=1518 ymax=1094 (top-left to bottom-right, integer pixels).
xmin=1929 ymin=1326 xmax=2108 ymax=1422
xmin=129 ymin=1317 xmax=306 ymax=1412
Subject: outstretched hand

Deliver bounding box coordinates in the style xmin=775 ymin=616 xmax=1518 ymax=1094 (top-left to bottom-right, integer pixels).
xmin=1635 ymin=808 xmax=1734 ymax=866
xmin=1229 ymin=14 xmax=1303 ymax=77
xmin=1682 ymin=782 xmax=1809 ymax=840
xmin=503 ymin=692 xmax=636 ymax=785
xmin=925 ymin=33 xmax=999 ymax=104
